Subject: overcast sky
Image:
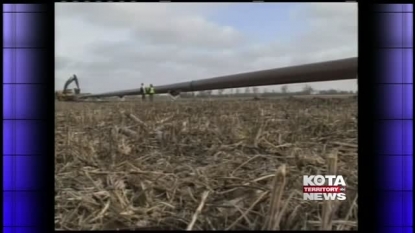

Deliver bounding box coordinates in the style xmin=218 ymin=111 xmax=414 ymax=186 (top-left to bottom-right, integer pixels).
xmin=55 ymin=3 xmax=357 ymax=94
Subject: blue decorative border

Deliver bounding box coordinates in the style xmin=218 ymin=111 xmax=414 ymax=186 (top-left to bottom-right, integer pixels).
xmin=3 ymin=4 xmax=47 ymax=233
xmin=373 ymin=4 xmax=413 ymax=233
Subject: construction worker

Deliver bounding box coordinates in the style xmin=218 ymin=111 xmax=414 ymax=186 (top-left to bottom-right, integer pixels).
xmin=149 ymin=84 xmax=155 ymax=102
xmin=140 ymin=83 xmax=146 ymax=101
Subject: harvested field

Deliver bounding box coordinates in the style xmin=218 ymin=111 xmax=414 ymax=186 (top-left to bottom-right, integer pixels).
xmin=55 ymin=97 xmax=358 ymax=230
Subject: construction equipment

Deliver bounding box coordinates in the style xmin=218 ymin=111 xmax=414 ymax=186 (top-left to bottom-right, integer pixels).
xmin=56 ymin=75 xmax=82 ymax=101
xmin=80 ymin=57 xmax=357 ymax=100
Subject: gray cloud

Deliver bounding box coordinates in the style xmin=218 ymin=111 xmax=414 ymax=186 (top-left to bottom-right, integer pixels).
xmin=55 ymin=3 xmax=357 ymax=93
xmin=55 ymin=56 xmax=74 ymax=70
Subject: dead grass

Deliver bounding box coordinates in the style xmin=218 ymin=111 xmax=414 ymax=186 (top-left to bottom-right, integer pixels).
xmin=55 ymin=97 xmax=358 ymax=230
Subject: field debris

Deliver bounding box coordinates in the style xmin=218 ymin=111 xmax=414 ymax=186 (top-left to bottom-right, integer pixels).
xmin=55 ymin=97 xmax=357 ymax=230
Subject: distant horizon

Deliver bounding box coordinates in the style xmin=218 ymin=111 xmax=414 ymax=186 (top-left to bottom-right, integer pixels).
xmin=55 ymin=82 xmax=358 ymax=93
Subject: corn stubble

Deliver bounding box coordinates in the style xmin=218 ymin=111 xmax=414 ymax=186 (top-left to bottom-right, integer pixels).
xmin=55 ymin=97 xmax=358 ymax=230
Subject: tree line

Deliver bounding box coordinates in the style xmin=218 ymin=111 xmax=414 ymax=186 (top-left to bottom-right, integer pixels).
xmin=180 ymin=85 xmax=357 ymax=98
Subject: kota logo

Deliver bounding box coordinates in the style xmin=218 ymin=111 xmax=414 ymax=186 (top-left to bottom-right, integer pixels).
xmin=302 ymin=175 xmax=346 ymax=201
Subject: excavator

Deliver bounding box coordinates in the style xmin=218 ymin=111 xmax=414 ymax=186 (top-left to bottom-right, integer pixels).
xmin=55 ymin=74 xmax=86 ymax=101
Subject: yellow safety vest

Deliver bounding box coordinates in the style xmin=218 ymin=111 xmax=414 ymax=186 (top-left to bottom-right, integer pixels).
xmin=149 ymin=87 xmax=155 ymax=94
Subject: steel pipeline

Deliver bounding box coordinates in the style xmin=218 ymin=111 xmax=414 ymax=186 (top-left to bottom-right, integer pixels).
xmin=81 ymin=57 xmax=357 ymax=99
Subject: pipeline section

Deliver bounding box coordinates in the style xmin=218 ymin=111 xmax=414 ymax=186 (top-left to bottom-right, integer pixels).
xmin=81 ymin=57 xmax=357 ymax=99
